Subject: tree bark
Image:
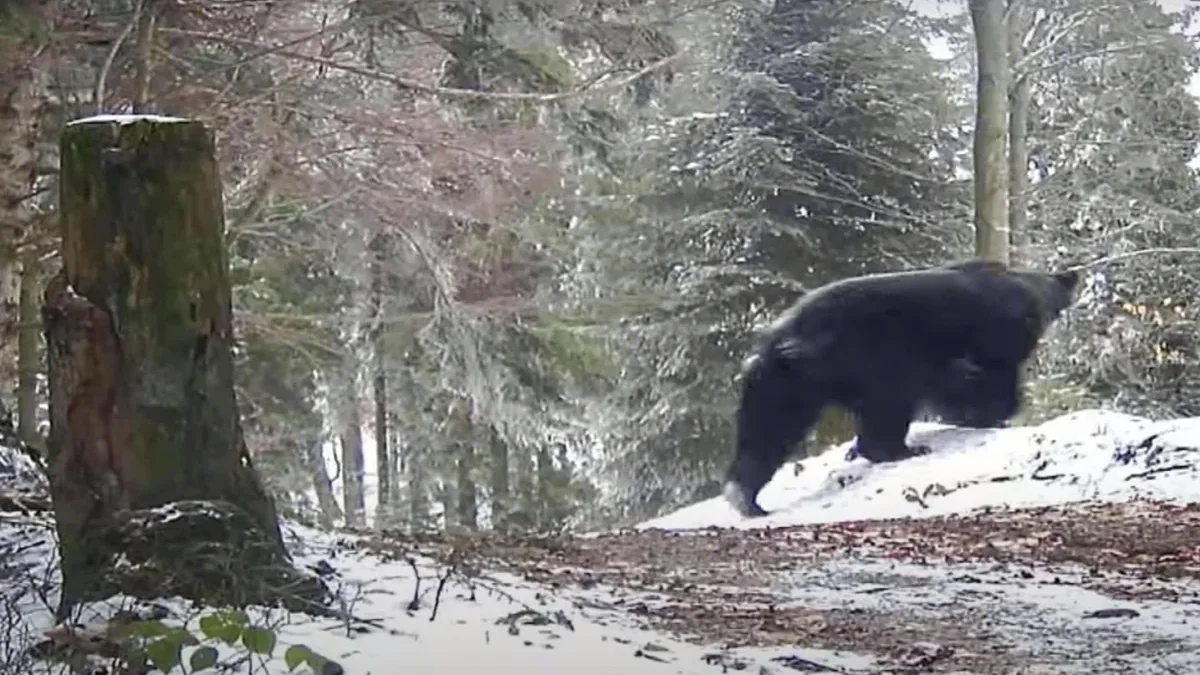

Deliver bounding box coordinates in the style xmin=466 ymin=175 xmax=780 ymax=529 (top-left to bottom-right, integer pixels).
xmin=455 ymin=439 xmax=478 ymax=530
xmin=512 ymin=442 xmax=537 ymax=530
xmin=970 ymin=0 xmax=1011 ymax=263
xmin=46 ymin=116 xmax=290 ymax=616
xmin=535 ymin=445 xmax=553 ymax=531
xmin=386 ymin=410 xmax=403 ymax=529
xmin=337 ymin=368 xmax=366 ymax=527
xmin=488 ymin=426 xmax=509 ymax=532
xmin=1007 ymin=1 xmax=1031 ymax=265
xmin=369 ymin=232 xmax=390 ymax=526
xmin=408 ymin=442 xmax=429 ymax=530
xmin=17 ymin=247 xmax=41 ymax=451
xmin=1008 ymin=76 xmax=1030 ymax=264
xmin=0 ymin=254 xmax=18 ymax=396
xmin=372 ymin=370 xmax=389 ymax=523
xmin=304 ymin=435 xmax=341 ymax=528
xmin=0 ymin=39 xmax=47 ymax=409
xmin=132 ymin=0 xmax=156 ymax=111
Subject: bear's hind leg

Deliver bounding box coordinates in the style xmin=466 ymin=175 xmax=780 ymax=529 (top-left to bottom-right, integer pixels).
xmin=852 ymin=398 xmax=927 ymax=463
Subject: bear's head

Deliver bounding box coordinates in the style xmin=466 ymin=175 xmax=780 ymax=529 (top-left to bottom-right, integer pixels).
xmin=1012 ymin=267 xmax=1079 ymax=327
xmin=946 ymin=258 xmax=1079 ymax=329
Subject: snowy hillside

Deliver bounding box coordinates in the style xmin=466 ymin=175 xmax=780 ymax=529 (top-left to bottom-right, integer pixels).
xmin=640 ymin=409 xmax=1200 ymax=530
xmin=3 ymin=409 xmax=1200 ymax=675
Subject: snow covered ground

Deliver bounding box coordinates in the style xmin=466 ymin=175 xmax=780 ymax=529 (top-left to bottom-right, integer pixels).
xmin=640 ymin=409 xmax=1200 ymax=530
xmin=2 ymin=408 xmax=1200 ymax=674
xmin=3 ymin=506 xmax=749 ymax=674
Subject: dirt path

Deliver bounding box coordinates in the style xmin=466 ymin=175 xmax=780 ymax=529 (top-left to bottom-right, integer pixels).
xmin=379 ymin=499 xmax=1200 ymax=673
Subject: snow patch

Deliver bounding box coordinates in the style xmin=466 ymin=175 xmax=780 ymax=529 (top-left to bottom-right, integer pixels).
xmin=772 ymin=558 xmax=1200 ymax=673
xmin=639 ymin=409 xmax=1200 ymax=531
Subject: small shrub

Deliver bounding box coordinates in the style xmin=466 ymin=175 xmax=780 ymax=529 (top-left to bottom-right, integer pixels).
xmin=112 ymin=610 xmax=343 ymax=675
xmin=1015 ymin=377 xmax=1096 ymax=426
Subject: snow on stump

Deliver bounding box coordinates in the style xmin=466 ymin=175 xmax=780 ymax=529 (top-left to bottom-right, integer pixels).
xmin=44 ymin=115 xmax=327 ymax=619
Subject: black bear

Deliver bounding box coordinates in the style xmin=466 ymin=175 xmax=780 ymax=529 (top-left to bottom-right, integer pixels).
xmin=723 ymin=259 xmax=1079 ymax=518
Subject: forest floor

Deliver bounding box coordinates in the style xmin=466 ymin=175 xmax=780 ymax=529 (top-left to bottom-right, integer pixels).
xmin=7 ymin=410 xmax=1200 ymax=674
xmin=380 ymin=499 xmax=1200 ymax=674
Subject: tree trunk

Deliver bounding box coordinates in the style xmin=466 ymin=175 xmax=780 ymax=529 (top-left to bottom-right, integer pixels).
xmin=1007 ymin=2 xmax=1031 ymax=265
xmin=305 ymin=435 xmax=341 ymax=528
xmin=337 ymin=369 xmax=366 ymax=528
xmin=385 ymin=410 xmax=402 ymax=529
xmin=369 ymin=233 xmax=390 ymax=526
xmin=455 ymin=439 xmax=478 ymax=530
xmin=46 ymin=116 xmax=290 ymax=617
xmin=1007 ymin=75 xmax=1030 ymax=264
xmin=439 ymin=480 xmax=455 ymax=531
xmin=408 ymin=442 xmax=428 ymax=530
xmin=488 ymin=426 xmax=509 ymax=532
xmin=0 ymin=44 xmax=46 ymax=410
xmin=0 ymin=255 xmax=18 ymax=403
xmin=535 ymin=445 xmax=553 ymax=531
xmin=132 ymin=0 xmax=156 ymax=111
xmin=372 ymin=369 xmax=389 ymax=524
xmin=17 ymin=247 xmax=41 ymax=451
xmin=970 ymin=0 xmax=1011 ymax=263
xmin=512 ymin=444 xmax=537 ymax=531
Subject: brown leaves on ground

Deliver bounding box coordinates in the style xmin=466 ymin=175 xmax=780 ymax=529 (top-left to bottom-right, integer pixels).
xmin=367 ymin=499 xmax=1200 ymax=673
xmin=445 ymin=499 xmax=1200 ymax=591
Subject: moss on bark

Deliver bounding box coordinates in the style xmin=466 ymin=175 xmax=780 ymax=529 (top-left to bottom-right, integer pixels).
xmin=46 ymin=116 xmax=311 ymax=618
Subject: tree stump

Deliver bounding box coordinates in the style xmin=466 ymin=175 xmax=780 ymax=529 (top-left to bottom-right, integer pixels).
xmin=45 ymin=115 xmax=324 ymax=618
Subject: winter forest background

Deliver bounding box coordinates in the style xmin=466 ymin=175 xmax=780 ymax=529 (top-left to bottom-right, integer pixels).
xmin=1 ymin=0 xmax=1199 ymax=533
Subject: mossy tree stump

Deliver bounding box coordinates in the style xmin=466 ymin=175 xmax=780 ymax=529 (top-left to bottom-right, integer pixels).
xmin=44 ymin=115 xmax=313 ymax=618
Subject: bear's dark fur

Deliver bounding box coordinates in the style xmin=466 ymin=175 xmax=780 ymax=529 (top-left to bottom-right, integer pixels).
xmin=844 ymin=355 xmax=1016 ymax=461
xmin=724 ymin=259 xmax=1079 ymax=518
xmin=926 ymin=356 xmax=1019 ymax=428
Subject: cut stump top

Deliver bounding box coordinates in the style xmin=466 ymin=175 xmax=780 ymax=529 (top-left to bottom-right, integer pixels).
xmin=67 ymin=114 xmax=191 ymax=126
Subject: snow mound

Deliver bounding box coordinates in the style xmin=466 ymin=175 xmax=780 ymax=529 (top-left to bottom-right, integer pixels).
xmin=639 ymin=409 xmax=1200 ymax=531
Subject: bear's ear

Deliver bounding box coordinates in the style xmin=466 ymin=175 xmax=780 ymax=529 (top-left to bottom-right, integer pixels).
xmin=1054 ymin=269 xmax=1081 ymax=292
